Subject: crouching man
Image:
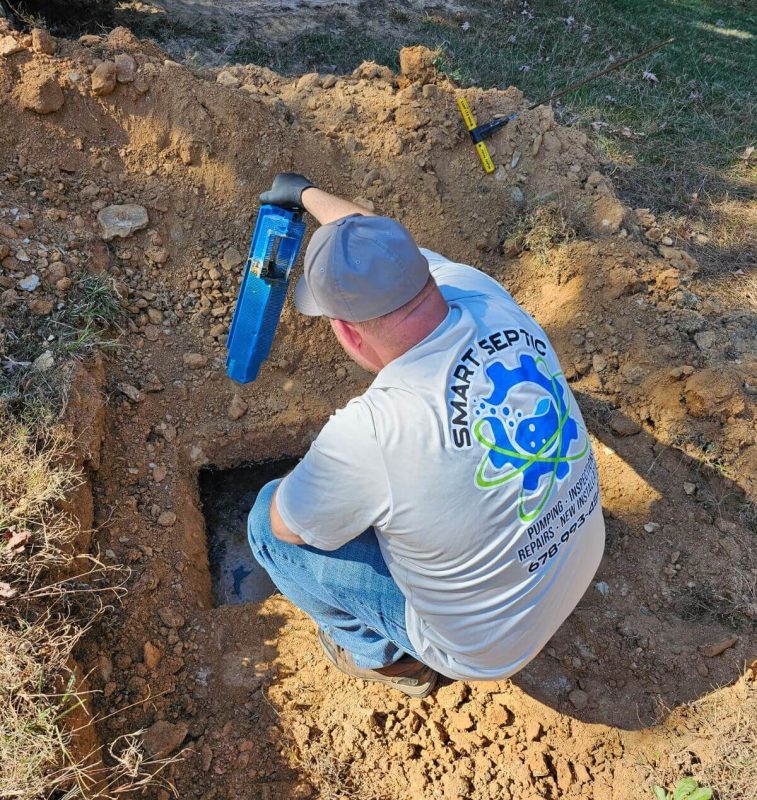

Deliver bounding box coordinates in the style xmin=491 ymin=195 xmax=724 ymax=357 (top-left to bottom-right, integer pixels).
xmin=248 ymin=173 xmax=605 ymax=697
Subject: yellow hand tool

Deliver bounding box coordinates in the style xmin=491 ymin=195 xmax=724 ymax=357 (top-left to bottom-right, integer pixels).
xmin=457 ymin=37 xmax=674 ymax=173
xmin=456 ymin=97 xmax=496 ymax=173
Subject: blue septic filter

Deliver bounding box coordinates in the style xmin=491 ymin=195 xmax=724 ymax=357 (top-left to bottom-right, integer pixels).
xmin=226 ymin=204 xmax=306 ymax=383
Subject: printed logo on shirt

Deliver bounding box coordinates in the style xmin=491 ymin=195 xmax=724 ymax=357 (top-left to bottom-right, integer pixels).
xmin=447 ymin=329 xmax=589 ymax=522
xmin=473 ymin=353 xmax=589 ymax=521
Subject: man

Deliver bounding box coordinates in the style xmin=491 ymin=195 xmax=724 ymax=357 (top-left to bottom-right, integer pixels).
xmin=247 ymin=173 xmax=605 ymax=697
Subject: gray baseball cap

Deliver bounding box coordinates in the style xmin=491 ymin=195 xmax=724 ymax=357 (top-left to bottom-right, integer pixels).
xmin=293 ymin=214 xmax=430 ymax=322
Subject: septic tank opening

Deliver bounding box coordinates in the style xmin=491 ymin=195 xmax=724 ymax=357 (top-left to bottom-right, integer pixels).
xmin=198 ymin=457 xmax=299 ymax=606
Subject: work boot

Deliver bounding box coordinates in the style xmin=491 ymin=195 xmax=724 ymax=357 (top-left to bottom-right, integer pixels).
xmin=317 ymin=629 xmax=438 ymax=698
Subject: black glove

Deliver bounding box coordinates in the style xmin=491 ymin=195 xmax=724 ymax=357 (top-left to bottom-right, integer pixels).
xmin=259 ymin=172 xmax=315 ymax=210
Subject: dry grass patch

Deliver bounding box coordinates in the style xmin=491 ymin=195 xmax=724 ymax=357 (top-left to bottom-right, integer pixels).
xmin=0 ymin=422 xmax=81 ymax=587
xmin=0 ymin=266 xmax=173 ymax=795
xmin=642 ymin=672 xmax=757 ymax=800
xmin=0 ymin=617 xmax=82 ymax=798
xmin=0 ymin=414 xmax=177 ymax=797
xmin=503 ymin=199 xmax=584 ymax=266
xmin=0 ymin=419 xmax=90 ymax=798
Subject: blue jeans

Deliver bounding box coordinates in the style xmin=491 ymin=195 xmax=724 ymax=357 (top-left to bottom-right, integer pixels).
xmin=247 ymin=479 xmax=420 ymax=670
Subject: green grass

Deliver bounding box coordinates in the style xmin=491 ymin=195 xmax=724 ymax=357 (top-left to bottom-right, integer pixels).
xmin=228 ymin=0 xmax=755 ymax=267
xmin=0 ymin=273 xmax=123 ymax=424
xmin=653 ymin=777 xmax=713 ymax=800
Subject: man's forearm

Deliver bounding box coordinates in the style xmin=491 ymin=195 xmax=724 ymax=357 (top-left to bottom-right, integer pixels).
xmin=270 ymin=484 xmax=305 ymax=545
xmin=301 ymin=187 xmax=375 ymax=225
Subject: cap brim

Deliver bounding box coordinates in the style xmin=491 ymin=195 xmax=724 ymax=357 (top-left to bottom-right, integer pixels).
xmin=293 ymin=276 xmax=323 ymax=316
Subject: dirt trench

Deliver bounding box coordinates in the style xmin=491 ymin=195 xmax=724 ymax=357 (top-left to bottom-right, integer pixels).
xmin=0 ymin=22 xmax=755 ymax=800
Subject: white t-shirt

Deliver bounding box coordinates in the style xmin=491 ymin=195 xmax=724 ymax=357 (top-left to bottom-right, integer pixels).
xmin=276 ymin=249 xmax=605 ymax=680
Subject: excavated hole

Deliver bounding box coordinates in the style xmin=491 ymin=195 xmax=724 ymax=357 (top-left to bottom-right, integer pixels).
xmin=199 ymin=457 xmax=299 ymax=606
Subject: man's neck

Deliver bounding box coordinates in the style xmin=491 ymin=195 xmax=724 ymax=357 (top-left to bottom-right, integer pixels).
xmin=378 ymin=293 xmax=450 ymax=366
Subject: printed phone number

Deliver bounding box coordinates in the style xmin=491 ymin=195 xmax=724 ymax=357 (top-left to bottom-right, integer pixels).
xmin=527 ymin=488 xmax=600 ymax=574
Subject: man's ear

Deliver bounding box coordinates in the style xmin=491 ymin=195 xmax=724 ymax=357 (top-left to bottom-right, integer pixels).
xmin=331 ymin=319 xmax=363 ymax=352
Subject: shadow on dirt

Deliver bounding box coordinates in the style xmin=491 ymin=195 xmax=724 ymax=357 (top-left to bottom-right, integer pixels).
xmin=511 ymin=399 xmax=754 ymax=730
xmin=1 ymin=0 xmax=114 ymax=31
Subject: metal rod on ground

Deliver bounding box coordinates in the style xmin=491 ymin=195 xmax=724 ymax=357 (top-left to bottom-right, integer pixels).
xmin=525 ymin=36 xmax=676 ymax=112
xmin=459 ymin=37 xmax=675 ymax=172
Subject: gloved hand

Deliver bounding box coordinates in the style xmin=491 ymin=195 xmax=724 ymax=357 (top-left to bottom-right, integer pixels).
xmin=259 ymin=172 xmax=315 ymax=210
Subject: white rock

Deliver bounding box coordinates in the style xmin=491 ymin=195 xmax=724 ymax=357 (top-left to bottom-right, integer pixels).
xmin=117 ymin=382 xmax=143 ymax=402
xmin=97 ymin=204 xmax=149 ymax=240
xmin=32 ymin=350 xmax=55 ymax=371
xmin=18 ymin=275 xmax=40 ymax=291
xmin=594 ymin=581 xmax=610 ymax=596
xmin=644 ymin=522 xmax=661 ymax=533
xmin=221 ymin=246 xmax=244 ymax=271
xmin=0 ymin=36 xmax=24 ymax=57
xmin=217 ymin=71 xmax=241 ymax=88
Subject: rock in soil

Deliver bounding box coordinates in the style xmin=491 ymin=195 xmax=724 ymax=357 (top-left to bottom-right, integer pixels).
xmin=227 ymin=394 xmax=248 ymax=421
xmin=97 ymin=204 xmax=149 ymax=240
xmin=609 ymin=411 xmax=641 ymax=437
xmin=569 ymin=689 xmax=589 ymax=709
xmin=221 ymin=246 xmax=243 ymax=271
xmin=141 ymin=721 xmax=188 ymax=758
xmin=0 ymin=35 xmax=24 ymax=56
xmin=157 ymin=510 xmax=177 ymax=527
xmin=183 ymin=352 xmax=207 ymax=369
xmin=31 ymin=28 xmax=56 ymax=55
xmin=157 ymin=607 xmax=185 ymax=629
xmin=700 ymin=637 xmax=738 ymax=658
xmin=18 ymin=73 xmax=64 ymax=114
xmin=115 ymin=53 xmax=137 ymax=83
xmin=92 ymin=61 xmax=118 ymax=96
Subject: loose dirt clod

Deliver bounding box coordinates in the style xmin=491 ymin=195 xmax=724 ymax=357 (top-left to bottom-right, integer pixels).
xmin=17 ymin=72 xmax=64 ymax=114
xmin=114 ymin=52 xmax=137 ymax=83
xmin=141 ymin=721 xmax=188 ymax=758
xmin=31 ymin=28 xmax=57 ymax=55
xmin=91 ymin=60 xmax=117 ymax=96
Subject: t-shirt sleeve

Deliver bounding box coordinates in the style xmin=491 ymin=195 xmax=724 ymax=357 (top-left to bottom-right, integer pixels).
xmin=419 ymin=247 xmax=513 ymax=301
xmin=274 ymin=398 xmax=392 ymax=551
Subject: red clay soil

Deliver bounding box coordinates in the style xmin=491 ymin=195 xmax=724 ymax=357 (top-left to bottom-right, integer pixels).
xmin=1 ymin=23 xmax=755 ymax=800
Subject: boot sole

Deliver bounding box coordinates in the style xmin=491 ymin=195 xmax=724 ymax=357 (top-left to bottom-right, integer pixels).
xmin=318 ymin=629 xmax=438 ymax=698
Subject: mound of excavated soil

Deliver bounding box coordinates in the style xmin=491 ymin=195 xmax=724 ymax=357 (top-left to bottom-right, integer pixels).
xmin=1 ymin=21 xmax=755 ymax=800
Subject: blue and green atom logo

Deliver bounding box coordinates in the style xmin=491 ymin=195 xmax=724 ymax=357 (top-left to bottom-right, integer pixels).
xmin=472 ymin=354 xmax=589 ymax=521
